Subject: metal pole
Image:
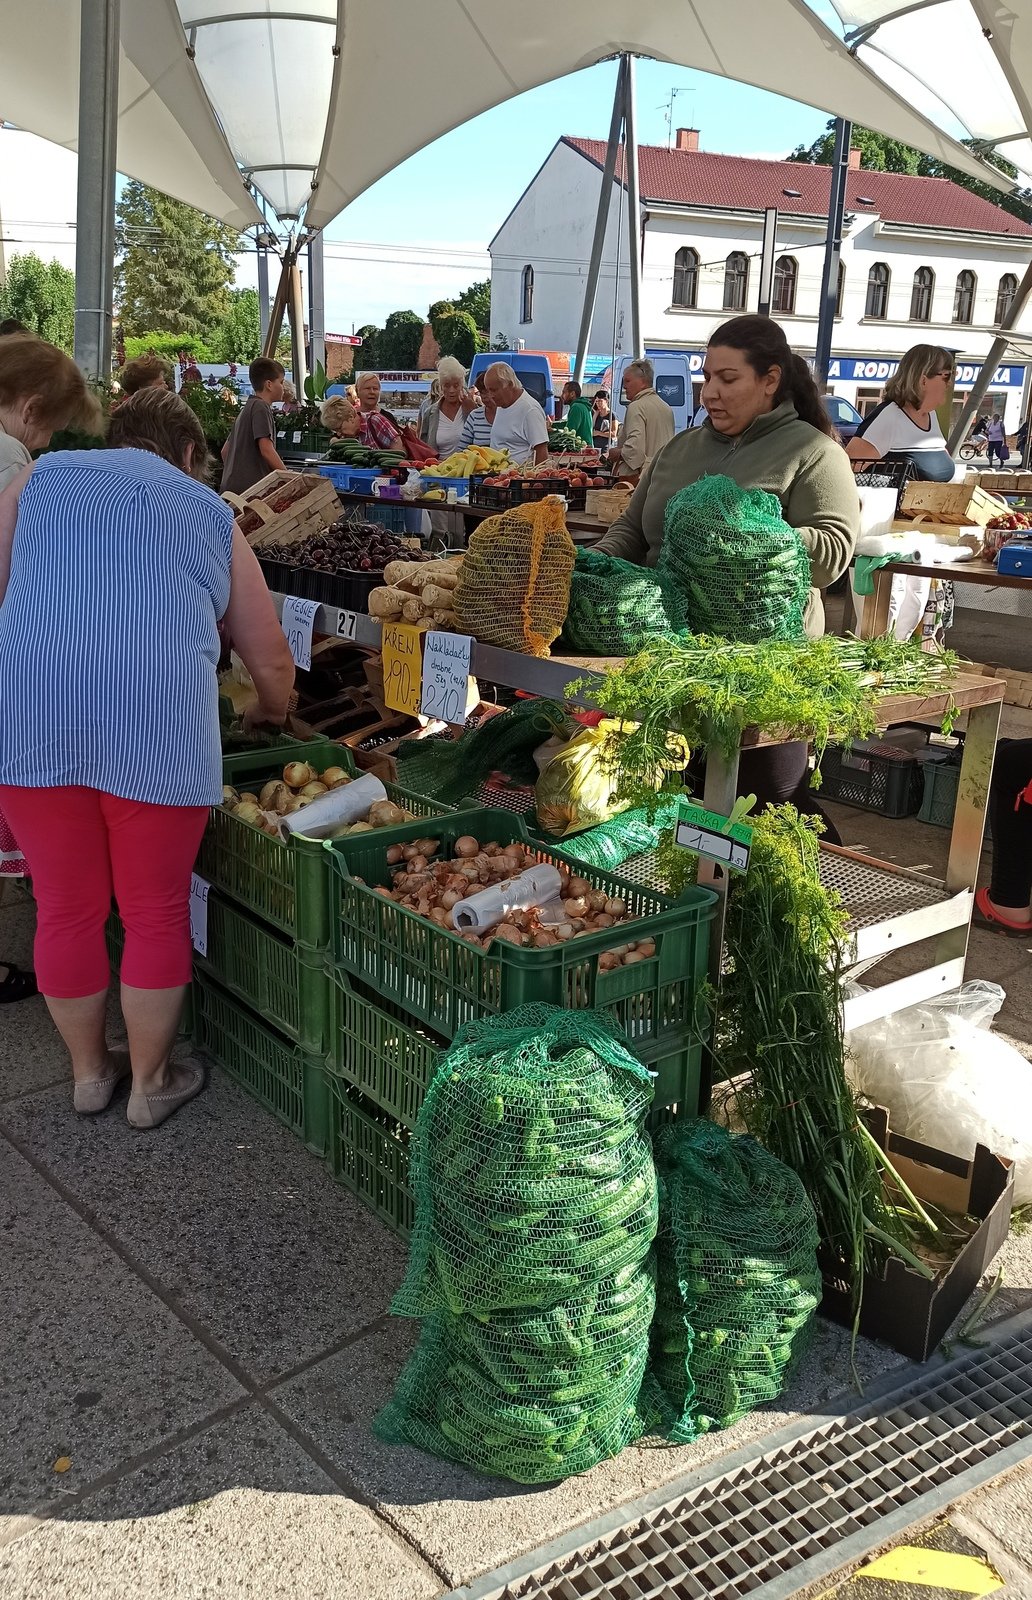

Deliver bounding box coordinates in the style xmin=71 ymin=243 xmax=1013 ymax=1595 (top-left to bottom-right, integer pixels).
xmin=288 ymin=253 xmax=308 ymax=393
xmin=573 ymin=57 xmax=626 ymax=385
xmin=308 ymin=230 xmax=325 ymax=374
xmin=623 ymin=53 xmax=643 ymax=362
xmin=814 ymin=117 xmax=852 ymax=390
xmin=263 ymin=248 xmax=291 ymax=360
xmin=947 ymin=256 xmax=1032 ymax=453
xmin=73 ymin=0 xmax=120 ymax=377
xmin=257 ymin=234 xmax=271 ymax=347
xmin=757 ymin=207 xmax=779 ymax=317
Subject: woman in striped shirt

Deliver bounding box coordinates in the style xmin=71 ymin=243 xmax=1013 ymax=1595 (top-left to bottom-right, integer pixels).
xmin=0 ymin=389 xmax=295 ymax=1129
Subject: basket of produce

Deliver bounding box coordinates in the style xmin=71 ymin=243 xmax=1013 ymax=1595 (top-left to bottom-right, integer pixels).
xmin=423 ymin=447 xmax=510 ymax=483
xmin=367 ymin=555 xmax=462 ymax=632
xmin=322 ymin=440 xmax=408 ymax=474
xmin=259 ymin=520 xmax=433 ymax=612
xmin=200 ymin=742 xmax=449 ymax=946
xmin=324 ymin=808 xmax=716 ymax=1048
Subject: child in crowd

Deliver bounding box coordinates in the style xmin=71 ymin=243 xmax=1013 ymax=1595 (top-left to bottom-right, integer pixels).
xmin=221 ymin=358 xmax=286 ymax=493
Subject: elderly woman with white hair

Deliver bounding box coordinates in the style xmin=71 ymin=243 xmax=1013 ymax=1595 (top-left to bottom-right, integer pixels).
xmin=419 ymin=357 xmax=475 ymax=460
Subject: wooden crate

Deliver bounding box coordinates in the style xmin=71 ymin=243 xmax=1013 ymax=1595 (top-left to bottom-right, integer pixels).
xmin=963 ymin=660 xmax=1032 ymax=708
xmin=900 ymin=480 xmax=1007 ymax=527
xmin=223 ymin=471 xmax=340 ymax=549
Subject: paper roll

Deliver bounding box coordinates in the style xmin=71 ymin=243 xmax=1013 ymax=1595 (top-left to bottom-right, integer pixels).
xmin=278 ymin=773 xmax=387 ymax=840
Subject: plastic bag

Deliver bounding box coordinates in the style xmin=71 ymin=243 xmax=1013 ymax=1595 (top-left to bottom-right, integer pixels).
xmin=534 ymin=719 xmax=629 ymax=837
xmin=846 ymin=981 xmax=1032 ymax=1204
xmin=453 ymin=497 xmax=576 ymax=656
xmin=650 ymin=1121 xmax=821 ymax=1443
xmin=657 ymin=474 xmax=811 ymax=643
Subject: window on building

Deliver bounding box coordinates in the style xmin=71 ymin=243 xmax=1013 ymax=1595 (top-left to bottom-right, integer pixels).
xmin=996 ymin=272 xmax=1018 ymax=325
xmin=723 ymin=251 xmax=749 ymax=311
xmin=953 ymin=269 xmax=976 ymax=324
xmin=836 ymin=261 xmax=846 ymax=317
xmin=772 ymin=256 xmax=798 ymax=315
xmin=520 ymin=264 xmax=534 ymax=324
xmin=672 ymin=247 xmax=699 ymax=309
xmin=910 ymin=266 xmax=934 ymax=323
xmin=865 ymin=262 xmax=890 ymax=319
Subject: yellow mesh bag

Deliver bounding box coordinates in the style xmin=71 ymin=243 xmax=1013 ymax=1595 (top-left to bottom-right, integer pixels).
xmin=453 ymin=496 xmax=576 ymax=656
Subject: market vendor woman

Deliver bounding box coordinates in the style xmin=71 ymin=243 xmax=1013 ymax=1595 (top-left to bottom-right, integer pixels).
xmin=596 ymin=315 xmax=860 ymax=831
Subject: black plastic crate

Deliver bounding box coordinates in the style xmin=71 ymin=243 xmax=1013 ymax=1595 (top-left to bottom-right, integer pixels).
xmin=288 ymin=564 xmax=381 ymax=610
xmin=817 ymin=739 xmax=923 ymax=818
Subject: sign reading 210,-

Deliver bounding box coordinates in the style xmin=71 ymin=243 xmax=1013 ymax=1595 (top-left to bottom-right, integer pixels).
xmin=381 ymin=621 xmax=423 ymax=715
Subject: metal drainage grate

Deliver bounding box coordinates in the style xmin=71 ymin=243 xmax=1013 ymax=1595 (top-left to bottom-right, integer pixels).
xmin=819 ymin=849 xmax=950 ymax=933
xmin=450 ymin=1313 xmax=1032 ymax=1600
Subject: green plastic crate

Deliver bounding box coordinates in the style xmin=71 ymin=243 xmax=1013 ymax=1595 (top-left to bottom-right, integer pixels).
xmin=326 ymin=1075 xmax=413 ymax=1238
xmin=192 ymin=971 xmax=329 ymax=1155
xmin=196 ymin=892 xmax=331 ymax=1054
xmin=917 ymin=756 xmax=961 ymax=828
xmin=327 ymin=968 xmax=706 ymax=1132
xmin=325 ymin=809 xmax=717 ymax=1048
xmin=200 ymin=741 xmax=449 ymax=948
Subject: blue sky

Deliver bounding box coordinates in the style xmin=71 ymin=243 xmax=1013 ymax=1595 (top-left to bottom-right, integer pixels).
xmin=253 ymin=61 xmax=833 ymax=334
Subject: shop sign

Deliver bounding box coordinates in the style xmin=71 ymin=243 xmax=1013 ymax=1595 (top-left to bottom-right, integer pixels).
xmin=827 ymin=357 xmax=1025 ymax=388
xmin=674 ymin=800 xmax=753 ymax=874
xmin=420 ymin=631 xmax=476 ymax=724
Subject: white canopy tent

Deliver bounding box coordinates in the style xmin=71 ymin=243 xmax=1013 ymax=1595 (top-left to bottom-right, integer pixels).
xmin=4 ymin=0 xmax=1032 ymax=374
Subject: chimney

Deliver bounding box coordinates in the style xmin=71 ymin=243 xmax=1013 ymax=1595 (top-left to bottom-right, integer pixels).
xmin=675 ymin=128 xmax=700 ymax=153
xmin=847 ymin=147 xmax=862 ymax=170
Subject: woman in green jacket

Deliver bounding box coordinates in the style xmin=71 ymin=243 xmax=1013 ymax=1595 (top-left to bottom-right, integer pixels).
xmin=596 ymin=315 xmax=860 ymax=834
xmin=597 ymin=315 xmax=858 ymax=639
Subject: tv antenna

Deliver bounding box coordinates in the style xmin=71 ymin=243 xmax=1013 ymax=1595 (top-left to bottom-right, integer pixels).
xmin=659 ymin=86 xmax=696 ymax=145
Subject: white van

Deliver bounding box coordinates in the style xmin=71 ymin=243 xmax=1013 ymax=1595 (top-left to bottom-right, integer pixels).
xmin=610 ymin=353 xmax=694 ymax=435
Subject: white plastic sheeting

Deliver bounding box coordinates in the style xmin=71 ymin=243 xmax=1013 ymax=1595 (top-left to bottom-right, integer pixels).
xmin=0 ymin=0 xmax=263 ymax=227
xmin=824 ymin=0 xmax=1032 ymax=182
xmin=0 ymin=0 xmax=1024 ymax=229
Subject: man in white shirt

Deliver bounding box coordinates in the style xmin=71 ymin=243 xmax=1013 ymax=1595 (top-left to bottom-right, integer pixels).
xmin=608 ymin=358 xmax=676 ymax=481
xmin=483 ymin=363 xmax=549 ymax=466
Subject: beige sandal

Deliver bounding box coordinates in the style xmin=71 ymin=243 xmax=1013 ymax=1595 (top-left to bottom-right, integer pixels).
xmin=73 ymin=1052 xmax=131 ymax=1116
xmin=126 ymin=1063 xmax=206 ymax=1131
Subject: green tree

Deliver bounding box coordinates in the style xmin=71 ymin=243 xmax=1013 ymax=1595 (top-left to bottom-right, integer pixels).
xmin=123 ymin=332 xmax=214 ymax=363
xmin=428 ymin=299 xmax=455 ymax=334
xmin=352 ymin=323 xmax=381 ymax=369
xmin=0 ymin=253 xmax=76 ymax=350
xmin=917 ymin=146 xmax=1032 ymax=227
xmin=455 ymin=279 xmax=491 ymax=332
xmin=435 ymin=309 xmax=479 ymax=367
xmin=115 ymin=180 xmax=240 ymax=339
xmin=211 ymin=288 xmax=262 ymax=362
xmin=377 ymin=309 xmax=424 ymax=368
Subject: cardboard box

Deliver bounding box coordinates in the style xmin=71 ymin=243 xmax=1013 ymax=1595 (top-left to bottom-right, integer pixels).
xmin=821 ymin=1108 xmax=1013 ymax=1361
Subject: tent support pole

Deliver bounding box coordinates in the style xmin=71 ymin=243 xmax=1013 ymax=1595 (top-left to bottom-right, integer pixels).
xmin=263 ymin=248 xmax=291 ymax=360
xmin=73 ymin=0 xmax=120 ymax=378
xmin=308 ymin=230 xmax=325 ymax=373
xmin=257 ymin=234 xmax=271 ymax=347
xmin=623 ymin=53 xmax=643 ymax=361
xmin=288 ymin=253 xmax=308 ymax=393
xmin=814 ymin=117 xmax=851 ymax=389
xmin=573 ymin=57 xmax=626 ymax=385
xmin=947 ymin=257 xmax=1032 ymax=453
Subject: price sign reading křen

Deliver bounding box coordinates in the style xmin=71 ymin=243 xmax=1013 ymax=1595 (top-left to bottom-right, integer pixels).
xmin=189 ymin=873 xmax=210 ymax=957
xmin=381 ymin=621 xmax=423 ymax=714
xmin=281 ymin=595 xmax=320 ymax=672
xmin=420 ymin=631 xmax=475 ymax=725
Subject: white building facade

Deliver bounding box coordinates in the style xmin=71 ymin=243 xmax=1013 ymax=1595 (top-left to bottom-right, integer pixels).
xmin=489 ymin=134 xmax=1032 ymax=429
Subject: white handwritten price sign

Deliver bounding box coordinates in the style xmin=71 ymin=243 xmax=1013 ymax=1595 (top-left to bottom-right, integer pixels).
xmin=189 ymin=873 xmax=210 ymax=957
xmin=281 ymin=595 xmax=320 ymax=672
xmin=420 ymin=631 xmax=476 ymax=725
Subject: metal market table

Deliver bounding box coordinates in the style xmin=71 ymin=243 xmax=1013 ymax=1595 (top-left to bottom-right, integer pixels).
xmin=271 ymin=589 xmax=1004 ymax=1034
xmin=331 ymin=488 xmax=610 ymax=544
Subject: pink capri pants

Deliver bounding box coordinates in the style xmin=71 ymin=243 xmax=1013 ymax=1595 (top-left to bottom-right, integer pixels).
xmin=0 ymin=785 xmax=209 ymax=997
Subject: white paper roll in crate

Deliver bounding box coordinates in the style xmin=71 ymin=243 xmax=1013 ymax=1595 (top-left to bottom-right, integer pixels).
xmin=278 ymin=773 xmax=387 ymax=840
xmin=452 ymin=864 xmax=564 ymax=932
